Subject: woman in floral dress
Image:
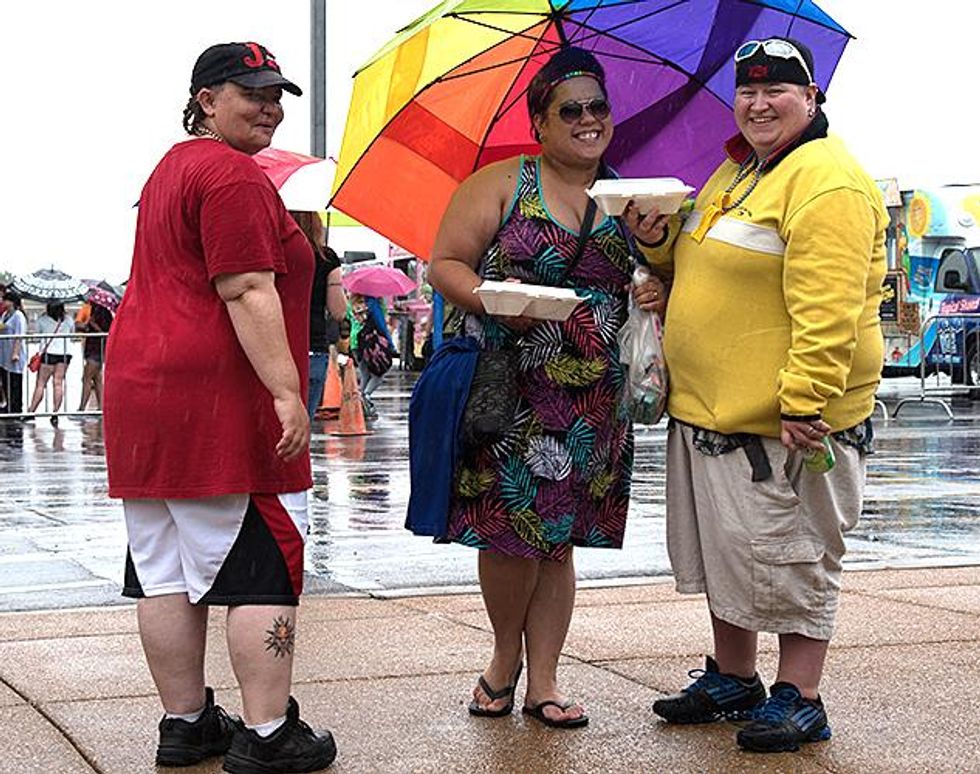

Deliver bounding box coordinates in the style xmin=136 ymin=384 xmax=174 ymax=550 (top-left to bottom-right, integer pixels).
xmin=429 ymin=47 xmax=668 ymax=728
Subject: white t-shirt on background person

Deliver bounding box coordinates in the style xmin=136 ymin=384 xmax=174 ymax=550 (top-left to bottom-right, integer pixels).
xmin=36 ymin=314 xmax=71 ymax=357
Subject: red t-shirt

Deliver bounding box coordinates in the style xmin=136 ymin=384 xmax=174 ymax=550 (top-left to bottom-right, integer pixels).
xmin=105 ymin=139 xmax=314 ymax=498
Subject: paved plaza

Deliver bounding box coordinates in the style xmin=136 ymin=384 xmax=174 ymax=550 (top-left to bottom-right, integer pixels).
xmin=2 ymin=567 xmax=979 ymax=773
xmin=1 ymin=374 xmax=979 ymax=772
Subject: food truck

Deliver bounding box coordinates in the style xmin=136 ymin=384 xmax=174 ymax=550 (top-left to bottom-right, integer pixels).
xmin=879 ymin=182 xmax=980 ymax=386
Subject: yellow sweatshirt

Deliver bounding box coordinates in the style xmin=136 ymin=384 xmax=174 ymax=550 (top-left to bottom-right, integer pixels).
xmin=642 ymin=134 xmax=887 ymax=437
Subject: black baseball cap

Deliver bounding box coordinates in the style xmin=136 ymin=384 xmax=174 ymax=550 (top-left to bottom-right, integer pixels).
xmin=735 ymin=37 xmax=825 ymax=104
xmin=190 ymin=42 xmax=302 ymax=96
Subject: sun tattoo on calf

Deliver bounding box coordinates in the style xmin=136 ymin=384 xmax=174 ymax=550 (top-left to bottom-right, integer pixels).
xmin=264 ymin=615 xmax=295 ymax=658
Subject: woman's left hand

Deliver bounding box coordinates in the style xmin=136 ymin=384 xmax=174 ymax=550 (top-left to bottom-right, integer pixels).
xmin=623 ymin=202 xmax=670 ymax=246
xmin=632 ymin=276 xmax=667 ymax=316
xmin=498 ymin=314 xmax=537 ymax=334
xmin=274 ymin=393 xmax=311 ymax=461
xmin=781 ymin=419 xmax=832 ymax=451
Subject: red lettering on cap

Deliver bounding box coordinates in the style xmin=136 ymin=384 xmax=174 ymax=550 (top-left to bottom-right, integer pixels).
xmin=241 ymin=42 xmax=281 ymax=72
xmin=242 ymin=42 xmax=265 ymax=68
xmin=748 ymin=65 xmax=769 ymax=79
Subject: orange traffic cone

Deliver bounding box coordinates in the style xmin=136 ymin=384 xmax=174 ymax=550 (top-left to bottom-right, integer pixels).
xmin=331 ymin=359 xmax=371 ymax=437
xmin=325 ymin=433 xmax=367 ymax=462
xmin=315 ymin=347 xmax=343 ymax=419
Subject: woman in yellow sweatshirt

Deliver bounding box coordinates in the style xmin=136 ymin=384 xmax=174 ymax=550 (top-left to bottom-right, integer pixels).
xmin=628 ymin=37 xmax=886 ymax=754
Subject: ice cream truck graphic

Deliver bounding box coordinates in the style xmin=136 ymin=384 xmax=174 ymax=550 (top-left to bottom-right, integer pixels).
xmin=881 ymin=183 xmax=980 ymax=387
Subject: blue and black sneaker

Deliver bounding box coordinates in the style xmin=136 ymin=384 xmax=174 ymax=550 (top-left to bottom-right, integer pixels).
xmin=736 ymin=682 xmax=832 ymax=753
xmin=652 ymin=656 xmax=766 ymax=724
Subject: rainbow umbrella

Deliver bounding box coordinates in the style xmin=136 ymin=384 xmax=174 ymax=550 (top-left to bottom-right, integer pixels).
xmin=331 ymin=0 xmax=850 ymax=260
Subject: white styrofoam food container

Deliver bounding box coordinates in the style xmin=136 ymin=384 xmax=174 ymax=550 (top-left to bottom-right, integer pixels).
xmin=586 ymin=177 xmax=694 ymax=216
xmin=475 ymin=281 xmax=581 ymax=321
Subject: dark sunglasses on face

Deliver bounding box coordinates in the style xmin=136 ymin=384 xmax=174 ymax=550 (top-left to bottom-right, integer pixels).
xmin=556 ymin=97 xmax=611 ymax=123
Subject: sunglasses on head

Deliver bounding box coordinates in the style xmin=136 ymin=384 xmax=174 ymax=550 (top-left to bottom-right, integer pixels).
xmin=734 ymin=39 xmax=814 ymax=85
xmin=556 ymin=97 xmax=611 ymax=123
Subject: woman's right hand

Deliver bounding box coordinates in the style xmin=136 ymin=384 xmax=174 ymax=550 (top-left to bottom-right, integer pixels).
xmin=273 ymin=392 xmax=310 ymax=461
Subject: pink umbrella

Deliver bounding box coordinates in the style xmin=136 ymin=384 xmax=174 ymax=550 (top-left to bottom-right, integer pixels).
xmin=86 ymin=286 xmax=120 ymax=313
xmin=253 ymin=147 xmax=320 ymax=187
xmin=253 ymin=148 xmax=330 ymax=211
xmin=343 ymin=266 xmax=416 ymax=298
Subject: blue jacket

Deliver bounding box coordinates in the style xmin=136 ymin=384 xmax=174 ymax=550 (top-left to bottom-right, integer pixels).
xmin=405 ymin=336 xmax=480 ymax=539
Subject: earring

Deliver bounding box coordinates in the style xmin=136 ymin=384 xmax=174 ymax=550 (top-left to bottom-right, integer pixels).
xmin=807 ymin=106 xmax=815 ymax=118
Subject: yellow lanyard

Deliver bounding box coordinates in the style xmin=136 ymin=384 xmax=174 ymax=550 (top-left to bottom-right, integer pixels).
xmin=689 ymin=155 xmax=764 ymax=243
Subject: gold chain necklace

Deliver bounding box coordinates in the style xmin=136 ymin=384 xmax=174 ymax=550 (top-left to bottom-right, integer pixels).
xmin=196 ymin=125 xmax=224 ymax=143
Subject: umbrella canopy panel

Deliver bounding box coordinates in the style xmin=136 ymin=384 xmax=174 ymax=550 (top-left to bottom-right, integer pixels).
xmin=254 ymin=148 xmax=333 ymax=211
xmin=11 ymin=268 xmax=89 ymax=302
xmin=343 ymin=265 xmax=418 ymax=297
xmin=331 ymin=0 xmax=850 ymax=261
xmin=86 ymin=286 xmax=120 ymax=313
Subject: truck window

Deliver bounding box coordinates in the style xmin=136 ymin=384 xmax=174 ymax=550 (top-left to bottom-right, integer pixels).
xmin=935 ymin=249 xmax=976 ymax=294
xmin=969 ymin=248 xmax=980 ymax=285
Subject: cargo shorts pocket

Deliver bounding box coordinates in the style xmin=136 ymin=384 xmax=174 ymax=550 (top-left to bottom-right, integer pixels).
xmin=751 ymin=538 xmax=826 ymax=617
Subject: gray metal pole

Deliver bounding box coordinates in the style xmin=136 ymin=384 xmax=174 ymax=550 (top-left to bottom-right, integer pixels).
xmin=310 ymin=0 xmax=327 ymax=158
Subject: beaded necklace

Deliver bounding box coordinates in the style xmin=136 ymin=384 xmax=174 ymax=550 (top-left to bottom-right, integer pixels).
xmin=689 ymin=151 xmax=767 ymax=243
xmin=722 ymin=152 xmax=765 ymax=212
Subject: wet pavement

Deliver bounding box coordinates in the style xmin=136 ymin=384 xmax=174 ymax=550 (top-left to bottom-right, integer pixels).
xmin=2 ymin=373 xmax=979 ymax=612
xmin=4 ymin=567 xmax=979 ymax=773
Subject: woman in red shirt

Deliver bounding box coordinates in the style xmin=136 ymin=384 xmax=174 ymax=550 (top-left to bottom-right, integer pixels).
xmin=104 ymin=42 xmax=335 ymax=773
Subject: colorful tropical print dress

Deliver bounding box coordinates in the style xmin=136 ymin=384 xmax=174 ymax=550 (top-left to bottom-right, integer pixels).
xmin=447 ymin=156 xmax=635 ymax=561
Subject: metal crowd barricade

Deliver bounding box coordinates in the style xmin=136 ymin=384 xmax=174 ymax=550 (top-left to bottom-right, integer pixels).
xmin=892 ymin=312 xmax=980 ymax=420
xmin=0 ymin=330 xmax=109 ymax=420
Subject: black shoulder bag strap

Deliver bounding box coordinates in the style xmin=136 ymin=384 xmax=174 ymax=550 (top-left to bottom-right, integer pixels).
xmin=557 ymin=197 xmax=598 ymax=287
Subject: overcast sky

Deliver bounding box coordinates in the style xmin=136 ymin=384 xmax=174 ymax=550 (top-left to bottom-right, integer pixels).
xmin=3 ymin=0 xmax=977 ymax=283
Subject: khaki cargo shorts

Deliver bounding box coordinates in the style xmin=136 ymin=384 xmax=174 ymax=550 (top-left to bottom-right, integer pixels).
xmin=666 ymin=423 xmax=865 ymax=640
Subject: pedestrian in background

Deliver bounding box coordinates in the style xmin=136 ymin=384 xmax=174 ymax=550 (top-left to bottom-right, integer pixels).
xmin=0 ymin=283 xmax=6 ymax=409
xmin=633 ymin=37 xmax=885 ymax=753
xmin=28 ymin=301 xmax=72 ymax=425
xmin=0 ymin=289 xmax=27 ymax=416
xmin=350 ymin=294 xmax=395 ymax=420
xmin=76 ymin=300 xmax=113 ymax=411
xmin=288 ymin=210 xmax=346 ymax=419
xmin=103 ymin=41 xmax=335 ymax=773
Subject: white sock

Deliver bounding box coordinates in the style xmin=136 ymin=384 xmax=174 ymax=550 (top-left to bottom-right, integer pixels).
xmin=165 ymin=705 xmax=205 ymax=723
xmin=247 ymin=715 xmax=286 ymax=738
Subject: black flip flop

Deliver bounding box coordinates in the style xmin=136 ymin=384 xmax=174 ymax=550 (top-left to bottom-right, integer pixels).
xmin=468 ymin=663 xmax=523 ymax=718
xmin=522 ymin=700 xmax=590 ymax=729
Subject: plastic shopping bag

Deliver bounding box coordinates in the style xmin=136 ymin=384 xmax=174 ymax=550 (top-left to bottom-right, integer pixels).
xmin=618 ymin=266 xmax=668 ymax=425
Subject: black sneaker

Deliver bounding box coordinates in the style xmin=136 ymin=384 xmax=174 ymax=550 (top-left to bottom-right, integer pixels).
xmin=653 ymin=656 xmax=766 ymax=724
xmin=736 ymin=682 xmax=832 ymax=753
xmin=156 ymin=686 xmax=238 ymax=767
xmin=222 ymin=696 xmax=336 ymax=773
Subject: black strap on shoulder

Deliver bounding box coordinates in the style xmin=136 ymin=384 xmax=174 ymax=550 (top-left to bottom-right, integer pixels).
xmin=558 ymin=197 xmax=598 ymax=287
